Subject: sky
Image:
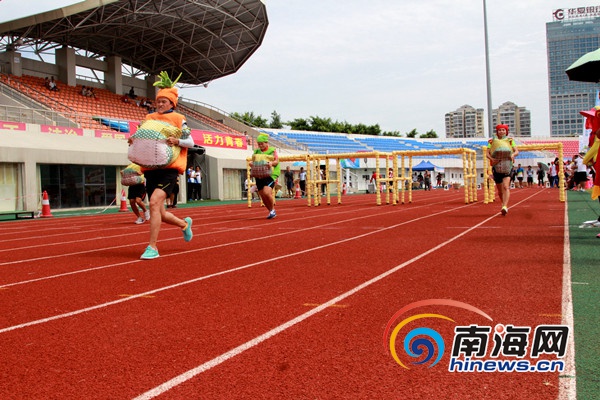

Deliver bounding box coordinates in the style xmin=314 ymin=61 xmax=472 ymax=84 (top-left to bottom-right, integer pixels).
xmin=0 ymin=0 xmax=580 ymax=137
xmin=181 ymin=0 xmax=573 ymax=137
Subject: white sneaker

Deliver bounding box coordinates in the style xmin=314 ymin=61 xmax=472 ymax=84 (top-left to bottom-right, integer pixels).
xmin=144 ymin=210 xmax=150 ymax=221
xmin=135 ymin=217 xmax=145 ymax=224
xmin=593 ymin=221 xmax=600 ymax=228
xmin=582 ymin=219 xmax=599 ymax=226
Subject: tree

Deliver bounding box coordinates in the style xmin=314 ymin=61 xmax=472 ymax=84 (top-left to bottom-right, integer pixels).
xmin=269 ymin=110 xmax=283 ymax=129
xmin=230 ymin=111 xmax=268 ymax=128
xmin=406 ymin=128 xmax=418 ymax=138
xmin=419 ymin=129 xmax=438 ymax=138
xmin=288 ymin=117 xmax=311 ymax=131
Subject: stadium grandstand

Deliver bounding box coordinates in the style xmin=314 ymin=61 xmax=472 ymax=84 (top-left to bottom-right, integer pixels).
xmin=0 ymin=0 xmax=583 ymax=214
xmin=0 ymin=0 xmax=269 ymax=212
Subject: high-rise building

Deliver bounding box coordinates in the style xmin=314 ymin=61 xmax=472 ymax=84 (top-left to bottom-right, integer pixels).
xmin=444 ymin=104 xmax=484 ymax=138
xmin=492 ymin=101 xmax=531 ymax=137
xmin=547 ymin=7 xmax=600 ymax=137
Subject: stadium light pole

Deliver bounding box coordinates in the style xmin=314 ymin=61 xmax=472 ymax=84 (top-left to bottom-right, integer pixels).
xmin=483 ymin=0 xmax=493 ymax=138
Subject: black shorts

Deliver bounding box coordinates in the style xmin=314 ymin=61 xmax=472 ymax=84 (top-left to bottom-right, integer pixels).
xmin=144 ymin=169 xmax=179 ymax=199
xmin=127 ymin=183 xmax=146 ymax=200
xmin=255 ymin=176 xmax=275 ymax=191
xmin=492 ymin=168 xmax=511 ymax=184
xmin=574 ymin=171 xmax=587 ymax=184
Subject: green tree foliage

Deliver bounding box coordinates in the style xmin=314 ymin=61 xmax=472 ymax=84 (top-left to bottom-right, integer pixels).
xmin=269 ymin=111 xmax=283 ymax=129
xmin=406 ymin=128 xmax=419 ymax=138
xmin=230 ymin=111 xmax=268 ymax=127
xmin=286 ymin=115 xmax=381 ymax=135
xmin=419 ymin=129 xmax=438 ymax=138
xmin=231 ymin=110 xmax=436 ymax=137
xmin=288 ymin=117 xmax=311 ymax=131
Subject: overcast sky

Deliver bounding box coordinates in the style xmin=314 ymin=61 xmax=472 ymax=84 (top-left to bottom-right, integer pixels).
xmin=0 ymin=0 xmax=582 ymax=137
xmin=182 ymin=0 xmax=573 ymax=137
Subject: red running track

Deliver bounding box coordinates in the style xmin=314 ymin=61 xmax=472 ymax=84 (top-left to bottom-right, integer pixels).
xmin=0 ymin=188 xmax=570 ymax=399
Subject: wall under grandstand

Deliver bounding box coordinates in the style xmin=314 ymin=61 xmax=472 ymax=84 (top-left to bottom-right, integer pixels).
xmin=0 ymin=122 xmax=253 ymax=212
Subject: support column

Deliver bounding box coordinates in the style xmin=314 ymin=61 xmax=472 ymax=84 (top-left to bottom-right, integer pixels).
xmin=0 ymin=51 xmax=23 ymax=76
xmin=105 ymin=55 xmax=123 ymax=94
xmin=56 ymin=46 xmax=76 ymax=86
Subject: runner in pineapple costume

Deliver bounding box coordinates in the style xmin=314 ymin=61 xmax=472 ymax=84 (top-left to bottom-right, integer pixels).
xmin=250 ymin=133 xmax=280 ymax=219
xmin=486 ymin=124 xmax=519 ymax=216
xmin=128 ymin=72 xmax=195 ymax=259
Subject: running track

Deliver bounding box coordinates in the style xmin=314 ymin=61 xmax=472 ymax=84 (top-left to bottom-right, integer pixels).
xmin=0 ymin=188 xmax=573 ymax=399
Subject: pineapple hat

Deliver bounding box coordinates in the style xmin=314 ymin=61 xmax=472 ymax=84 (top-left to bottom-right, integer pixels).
xmin=154 ymin=71 xmax=182 ymax=107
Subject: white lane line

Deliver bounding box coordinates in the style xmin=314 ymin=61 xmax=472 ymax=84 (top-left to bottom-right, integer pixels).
xmin=558 ymin=200 xmax=577 ymax=400
xmin=132 ymin=211 xmax=501 ymax=400
xmin=0 ymin=200 xmax=456 ymax=287
xmin=0 ymin=202 xmax=476 ymax=332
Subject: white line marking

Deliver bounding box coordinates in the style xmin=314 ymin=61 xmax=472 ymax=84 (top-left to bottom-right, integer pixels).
xmin=0 ymin=202 xmax=476 ymax=331
xmin=132 ymin=212 xmax=501 ymax=400
xmin=558 ymin=201 xmax=577 ymax=400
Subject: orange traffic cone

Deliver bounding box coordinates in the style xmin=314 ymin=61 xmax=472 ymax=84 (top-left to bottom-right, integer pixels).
xmin=118 ymin=189 xmax=128 ymax=212
xmin=40 ymin=190 xmax=53 ymax=218
xmin=294 ymin=183 xmax=302 ymax=199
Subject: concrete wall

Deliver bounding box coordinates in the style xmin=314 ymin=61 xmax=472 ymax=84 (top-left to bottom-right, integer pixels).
xmin=0 ymin=122 xmax=253 ymax=210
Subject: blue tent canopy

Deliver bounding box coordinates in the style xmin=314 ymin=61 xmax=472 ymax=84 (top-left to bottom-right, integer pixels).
xmin=412 ymin=160 xmax=440 ymax=171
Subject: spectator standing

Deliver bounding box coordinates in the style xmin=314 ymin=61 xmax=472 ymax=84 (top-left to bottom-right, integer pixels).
xmin=299 ymin=167 xmax=307 ymax=197
xmin=526 ymin=166 xmax=534 ymax=188
xmin=516 ymin=164 xmax=524 ymax=188
xmin=186 ymin=166 xmax=194 ymax=201
xmin=193 ymin=166 xmax=202 ymax=200
xmin=127 ymin=71 xmax=194 ymax=260
xmin=284 ymin=166 xmax=294 ymax=197
xmin=423 ymin=170 xmax=431 ymax=191
xmin=549 ymin=159 xmax=559 ymax=188
xmin=572 ymin=153 xmax=588 ymax=192
xmin=537 ymin=167 xmax=545 ymax=187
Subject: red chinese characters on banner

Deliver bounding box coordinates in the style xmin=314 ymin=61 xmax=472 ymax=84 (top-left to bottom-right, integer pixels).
xmin=0 ymin=121 xmax=26 ymax=131
xmin=94 ymin=130 xmax=127 ymax=139
xmin=41 ymin=125 xmax=84 ymax=136
xmin=190 ymin=130 xmax=247 ymax=150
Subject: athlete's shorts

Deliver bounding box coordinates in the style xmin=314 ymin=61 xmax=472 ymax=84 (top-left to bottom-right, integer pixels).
xmin=127 ymin=183 xmax=146 ymax=200
xmin=492 ymin=168 xmax=510 ymax=184
xmin=255 ymin=176 xmax=275 ymax=191
xmin=144 ymin=169 xmax=179 ymax=199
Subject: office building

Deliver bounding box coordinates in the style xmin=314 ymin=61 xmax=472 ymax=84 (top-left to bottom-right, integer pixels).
xmin=547 ymin=7 xmax=600 ymax=137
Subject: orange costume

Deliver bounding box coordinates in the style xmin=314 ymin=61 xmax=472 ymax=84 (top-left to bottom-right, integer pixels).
xmin=143 ymin=108 xmax=189 ymax=174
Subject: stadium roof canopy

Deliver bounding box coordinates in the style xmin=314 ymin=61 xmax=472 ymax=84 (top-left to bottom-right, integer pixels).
xmin=0 ymin=0 xmax=268 ymax=85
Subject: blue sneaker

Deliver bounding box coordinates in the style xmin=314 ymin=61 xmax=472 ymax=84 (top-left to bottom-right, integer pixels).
xmin=182 ymin=217 xmax=193 ymax=242
xmin=267 ymin=210 xmax=276 ymax=219
xmin=140 ymin=246 xmax=159 ymax=260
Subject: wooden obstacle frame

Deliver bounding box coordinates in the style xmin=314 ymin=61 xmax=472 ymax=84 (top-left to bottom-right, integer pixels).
xmin=482 ymin=142 xmax=565 ymax=204
xmin=246 ymin=149 xmax=478 ymax=207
